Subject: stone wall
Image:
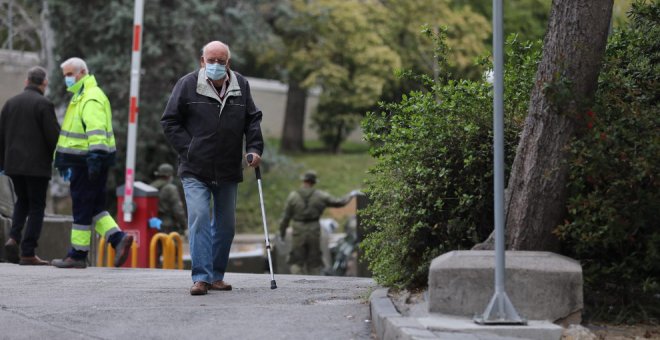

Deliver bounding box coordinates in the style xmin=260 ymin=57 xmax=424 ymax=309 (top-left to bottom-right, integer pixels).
xmin=0 ymin=49 xmax=41 ymax=106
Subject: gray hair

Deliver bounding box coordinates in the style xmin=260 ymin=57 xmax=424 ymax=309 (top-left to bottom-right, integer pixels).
xmin=27 ymin=66 xmax=47 ymax=86
xmin=60 ymin=57 xmax=89 ymax=74
xmin=201 ymin=41 xmax=231 ymax=59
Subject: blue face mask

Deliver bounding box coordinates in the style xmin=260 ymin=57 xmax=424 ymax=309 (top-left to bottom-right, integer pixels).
xmin=65 ymin=76 xmax=77 ymax=88
xmin=205 ymin=63 xmax=226 ymax=81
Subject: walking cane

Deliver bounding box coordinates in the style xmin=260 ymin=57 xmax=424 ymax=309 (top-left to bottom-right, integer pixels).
xmin=247 ymin=154 xmax=277 ymax=289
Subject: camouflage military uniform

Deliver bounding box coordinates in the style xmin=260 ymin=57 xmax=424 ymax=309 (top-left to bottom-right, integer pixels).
xmin=149 ymin=177 xmax=187 ymax=235
xmin=279 ymin=187 xmax=351 ymax=275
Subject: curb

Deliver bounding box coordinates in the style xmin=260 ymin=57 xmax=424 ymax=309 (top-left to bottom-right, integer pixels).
xmin=369 ymin=288 xmax=438 ymax=340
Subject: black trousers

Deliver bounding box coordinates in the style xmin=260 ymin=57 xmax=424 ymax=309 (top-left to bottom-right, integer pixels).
xmin=8 ymin=175 xmax=50 ymax=257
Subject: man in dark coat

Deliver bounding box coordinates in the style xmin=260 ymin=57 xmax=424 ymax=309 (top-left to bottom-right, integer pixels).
xmin=161 ymin=40 xmax=264 ymax=295
xmin=0 ymin=66 xmax=61 ymax=265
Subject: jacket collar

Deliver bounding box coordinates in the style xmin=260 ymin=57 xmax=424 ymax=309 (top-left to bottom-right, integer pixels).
xmin=67 ymin=74 xmax=97 ymax=96
xmin=196 ymin=69 xmax=241 ymax=102
xmin=24 ymin=84 xmax=44 ymax=95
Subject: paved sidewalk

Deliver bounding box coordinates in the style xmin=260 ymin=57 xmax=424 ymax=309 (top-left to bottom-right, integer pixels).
xmin=369 ymin=289 xmax=563 ymax=340
xmin=0 ymin=263 xmax=376 ymax=340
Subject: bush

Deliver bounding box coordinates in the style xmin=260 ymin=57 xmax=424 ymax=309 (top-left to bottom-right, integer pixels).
xmin=360 ymin=35 xmax=540 ymax=289
xmin=360 ymin=0 xmax=659 ymax=323
xmin=556 ymin=1 xmax=660 ymax=323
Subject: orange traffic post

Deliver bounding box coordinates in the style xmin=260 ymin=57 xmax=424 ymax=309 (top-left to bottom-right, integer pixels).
xmin=167 ymin=232 xmax=184 ymax=270
xmin=106 ymin=245 xmax=115 ymax=267
xmin=149 ymin=232 xmax=184 ymax=269
xmin=96 ymin=237 xmax=106 ymax=267
xmin=97 ymin=236 xmax=138 ymax=268
xmin=149 ymin=233 xmax=170 ymax=269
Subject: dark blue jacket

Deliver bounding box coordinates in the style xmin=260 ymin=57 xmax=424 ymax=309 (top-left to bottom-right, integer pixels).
xmin=0 ymin=85 xmax=60 ymax=178
xmin=161 ymin=69 xmax=263 ymax=184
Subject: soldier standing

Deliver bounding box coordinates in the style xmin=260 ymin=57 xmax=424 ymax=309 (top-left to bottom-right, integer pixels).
xmin=149 ymin=163 xmax=187 ymax=235
xmin=279 ymin=171 xmax=356 ymax=275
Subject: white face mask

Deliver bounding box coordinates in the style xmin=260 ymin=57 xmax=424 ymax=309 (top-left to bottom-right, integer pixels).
xmin=65 ymin=75 xmax=77 ymax=88
xmin=206 ymin=63 xmax=226 ymax=80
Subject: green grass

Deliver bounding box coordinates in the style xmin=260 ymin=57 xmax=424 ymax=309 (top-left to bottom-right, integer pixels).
xmin=235 ymin=140 xmax=374 ymax=234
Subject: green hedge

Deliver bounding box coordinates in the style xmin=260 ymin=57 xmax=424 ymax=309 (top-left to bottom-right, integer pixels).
xmin=361 ymin=2 xmax=659 ymax=322
xmin=360 ymin=35 xmax=540 ymax=288
xmin=556 ymin=2 xmax=660 ymax=322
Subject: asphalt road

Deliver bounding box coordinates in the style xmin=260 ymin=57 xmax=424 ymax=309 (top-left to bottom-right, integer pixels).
xmin=0 ymin=264 xmax=377 ymax=340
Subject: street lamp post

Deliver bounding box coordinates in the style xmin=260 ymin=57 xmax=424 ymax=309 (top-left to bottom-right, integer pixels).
xmin=474 ymin=0 xmax=526 ymax=325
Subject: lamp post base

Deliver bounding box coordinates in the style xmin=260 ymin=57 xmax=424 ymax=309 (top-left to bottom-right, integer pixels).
xmin=474 ymin=291 xmax=527 ymax=325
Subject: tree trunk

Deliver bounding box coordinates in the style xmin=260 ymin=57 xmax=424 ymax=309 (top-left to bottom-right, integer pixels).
xmin=504 ymin=0 xmax=613 ymax=251
xmin=40 ymin=1 xmax=55 ymax=77
xmin=280 ymin=80 xmax=307 ymax=153
xmin=331 ymin=119 xmax=344 ymax=154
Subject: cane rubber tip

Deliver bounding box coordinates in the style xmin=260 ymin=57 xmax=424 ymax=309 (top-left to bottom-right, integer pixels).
xmin=270 ymin=280 xmax=277 ymax=289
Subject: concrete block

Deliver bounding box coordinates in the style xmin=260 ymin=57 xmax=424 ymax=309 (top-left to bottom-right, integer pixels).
xmin=0 ymin=175 xmax=15 ymax=218
xmin=428 ymin=251 xmax=582 ymax=323
xmin=36 ymin=214 xmax=73 ymax=261
xmin=0 ymin=213 xmax=72 ymax=263
xmin=0 ymin=214 xmax=11 ymax=261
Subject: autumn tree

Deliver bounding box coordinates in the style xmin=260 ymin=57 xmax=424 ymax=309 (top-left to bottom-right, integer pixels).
xmin=380 ymin=0 xmax=491 ymax=98
xmin=276 ymin=0 xmax=399 ymax=153
xmin=466 ymin=0 xmax=551 ymax=43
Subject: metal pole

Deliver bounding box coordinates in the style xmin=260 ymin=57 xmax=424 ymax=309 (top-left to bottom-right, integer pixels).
xmin=123 ymin=0 xmax=144 ymax=222
xmin=256 ymin=172 xmax=277 ymax=289
xmin=474 ymin=0 xmax=525 ymax=325
xmin=248 ymin=155 xmax=277 ymax=289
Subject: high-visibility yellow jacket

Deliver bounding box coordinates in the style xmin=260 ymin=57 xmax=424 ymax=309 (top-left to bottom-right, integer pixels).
xmin=55 ymin=74 xmax=116 ymax=167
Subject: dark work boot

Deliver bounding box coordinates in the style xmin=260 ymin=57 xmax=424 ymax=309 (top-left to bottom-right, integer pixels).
xmin=51 ymin=257 xmax=87 ymax=269
xmin=4 ymin=238 xmax=19 ymax=264
xmin=113 ymin=234 xmax=134 ymax=267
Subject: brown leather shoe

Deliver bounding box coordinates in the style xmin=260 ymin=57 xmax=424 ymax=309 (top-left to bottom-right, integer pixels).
xmin=209 ymin=280 xmax=232 ymax=291
xmin=19 ymin=255 xmax=49 ymax=266
xmin=190 ymin=281 xmax=209 ymax=296
xmin=4 ymin=238 xmax=19 ymax=264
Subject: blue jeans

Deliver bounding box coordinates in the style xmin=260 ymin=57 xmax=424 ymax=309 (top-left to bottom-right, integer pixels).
xmin=182 ymin=177 xmax=237 ymax=284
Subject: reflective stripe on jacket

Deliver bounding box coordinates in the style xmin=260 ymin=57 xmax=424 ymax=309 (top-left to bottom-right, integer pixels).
xmin=71 ymin=212 xmax=119 ymax=251
xmin=56 ymin=75 xmax=116 ymax=159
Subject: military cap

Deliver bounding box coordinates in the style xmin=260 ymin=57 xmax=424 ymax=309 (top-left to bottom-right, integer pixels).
xmin=154 ymin=163 xmax=174 ymax=177
xmin=300 ymin=170 xmax=317 ymax=184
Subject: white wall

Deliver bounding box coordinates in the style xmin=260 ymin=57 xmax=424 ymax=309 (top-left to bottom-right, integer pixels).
xmin=247 ymin=77 xmax=363 ymax=143
xmin=0 ymin=49 xmax=41 ymax=106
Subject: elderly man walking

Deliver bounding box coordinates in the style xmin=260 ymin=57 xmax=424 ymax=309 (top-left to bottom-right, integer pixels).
xmin=0 ymin=66 xmax=60 ymax=265
xmin=161 ymin=40 xmax=264 ymax=295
